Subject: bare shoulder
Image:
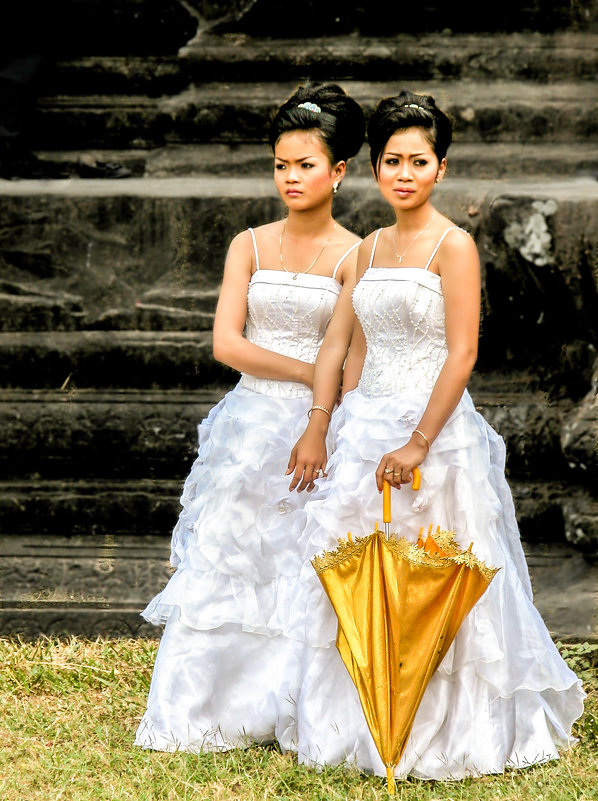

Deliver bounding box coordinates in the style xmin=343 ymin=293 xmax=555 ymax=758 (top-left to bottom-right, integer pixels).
xmin=335 ymin=224 xmax=361 ymax=248
xmin=439 ymin=226 xmax=478 ymax=258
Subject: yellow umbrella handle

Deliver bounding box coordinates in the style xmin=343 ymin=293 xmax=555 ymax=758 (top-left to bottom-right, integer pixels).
xmin=383 ymin=467 xmax=422 ymax=523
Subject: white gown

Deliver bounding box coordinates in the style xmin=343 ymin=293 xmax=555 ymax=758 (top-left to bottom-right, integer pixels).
xmin=288 ymin=227 xmax=586 ymax=780
xmin=135 ymin=229 xmax=358 ymax=752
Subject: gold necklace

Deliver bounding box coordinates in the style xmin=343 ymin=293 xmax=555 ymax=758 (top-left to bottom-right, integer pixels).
xmin=393 ymin=212 xmax=436 ymax=264
xmin=280 ymin=220 xmax=337 ymax=279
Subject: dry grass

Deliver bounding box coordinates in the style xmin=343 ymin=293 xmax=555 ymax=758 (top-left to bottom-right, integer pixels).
xmin=1 ymin=637 xmax=597 ymax=801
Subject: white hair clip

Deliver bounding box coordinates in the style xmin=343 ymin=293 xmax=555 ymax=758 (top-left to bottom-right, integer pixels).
xmin=298 ymin=102 xmax=322 ymax=113
xmin=403 ymin=103 xmax=427 ymax=112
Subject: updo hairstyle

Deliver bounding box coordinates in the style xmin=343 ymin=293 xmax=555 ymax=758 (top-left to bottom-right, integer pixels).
xmin=268 ymin=81 xmax=366 ymax=165
xmin=368 ymin=91 xmax=453 ymax=178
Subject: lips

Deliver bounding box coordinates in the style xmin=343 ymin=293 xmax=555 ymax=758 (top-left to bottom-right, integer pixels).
xmin=395 ymin=187 xmax=414 ymax=195
xmin=286 ymin=190 xmax=302 ymax=196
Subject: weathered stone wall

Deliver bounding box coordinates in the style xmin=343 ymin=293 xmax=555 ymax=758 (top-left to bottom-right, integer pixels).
xmin=1 ymin=4 xmax=597 ymax=638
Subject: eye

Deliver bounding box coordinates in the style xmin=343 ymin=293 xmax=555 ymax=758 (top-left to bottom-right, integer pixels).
xmin=275 ymin=163 xmax=286 ymax=170
xmin=301 ymin=162 xmax=314 ymax=169
xmin=384 ymin=158 xmax=398 ymax=165
xmin=414 ymin=159 xmax=428 ymax=167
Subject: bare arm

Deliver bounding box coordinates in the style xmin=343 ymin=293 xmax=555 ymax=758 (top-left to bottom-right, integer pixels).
xmin=375 ymin=229 xmax=481 ymax=490
xmin=287 ymin=235 xmax=373 ymax=491
xmin=341 ymin=318 xmax=367 ymax=397
xmin=212 ymin=230 xmax=314 ymax=387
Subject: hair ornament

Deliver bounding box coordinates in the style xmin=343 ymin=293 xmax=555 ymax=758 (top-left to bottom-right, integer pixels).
xmin=403 ymin=103 xmax=428 ymax=112
xmin=298 ymin=101 xmax=322 ymax=113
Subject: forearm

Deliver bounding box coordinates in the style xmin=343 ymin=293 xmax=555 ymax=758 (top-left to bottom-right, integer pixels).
xmin=413 ymin=352 xmax=476 ymax=447
xmin=308 ymin=340 xmax=349 ymax=427
xmin=214 ymin=335 xmax=313 ymax=385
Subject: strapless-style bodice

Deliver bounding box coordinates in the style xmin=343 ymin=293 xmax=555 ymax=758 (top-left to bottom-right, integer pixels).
xmin=241 ymin=270 xmax=341 ymax=398
xmin=352 ymin=266 xmax=447 ymax=397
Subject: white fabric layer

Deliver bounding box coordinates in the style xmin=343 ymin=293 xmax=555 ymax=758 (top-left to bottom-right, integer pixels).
xmin=136 ymin=248 xmax=584 ymax=782
xmin=290 ymin=387 xmax=585 ymax=779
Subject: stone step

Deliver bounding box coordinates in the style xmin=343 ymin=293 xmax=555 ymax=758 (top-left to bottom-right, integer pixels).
xmin=33 ymin=80 xmax=598 ymax=150
xmin=0 ymin=479 xmax=181 ymax=536
xmin=0 ymin=386 xmax=584 ymax=481
xmin=1 ymin=531 xmax=596 ymax=640
xmin=0 ymin=476 xmax=593 ymax=550
xmin=1 ymin=176 xmax=596 ymax=380
xmin=45 ymin=34 xmax=598 ymax=98
xmin=0 ymin=332 xmax=234 ymax=388
xmin=33 ymin=142 xmax=598 ymax=181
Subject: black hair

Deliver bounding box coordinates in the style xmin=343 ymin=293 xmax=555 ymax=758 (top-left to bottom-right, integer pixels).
xmin=268 ymin=81 xmax=366 ymax=165
xmin=368 ymin=91 xmax=453 ymax=178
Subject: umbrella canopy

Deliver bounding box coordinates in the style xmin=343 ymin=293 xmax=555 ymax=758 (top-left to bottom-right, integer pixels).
xmin=311 ymin=479 xmax=498 ymax=793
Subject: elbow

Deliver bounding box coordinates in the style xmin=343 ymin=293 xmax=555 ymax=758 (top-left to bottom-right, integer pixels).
xmin=212 ymin=335 xmax=231 ymax=366
xmin=447 ymin=344 xmax=478 ymax=377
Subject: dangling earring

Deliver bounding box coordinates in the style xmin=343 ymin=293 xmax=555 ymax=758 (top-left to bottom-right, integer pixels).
xmin=333 ymin=181 xmax=339 ymax=194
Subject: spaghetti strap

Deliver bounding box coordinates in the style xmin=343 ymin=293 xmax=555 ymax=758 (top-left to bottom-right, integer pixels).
xmin=424 ymin=226 xmax=461 ymax=271
xmin=368 ymin=229 xmax=383 ymax=270
xmin=332 ymin=240 xmax=360 ymax=280
xmin=248 ymin=227 xmax=260 ymax=271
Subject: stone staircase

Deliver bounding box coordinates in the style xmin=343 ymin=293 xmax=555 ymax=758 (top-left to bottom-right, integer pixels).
xmin=1 ymin=1 xmax=597 ymax=639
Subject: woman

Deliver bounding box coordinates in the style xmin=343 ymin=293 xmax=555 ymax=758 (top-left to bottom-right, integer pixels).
xmin=135 ymin=81 xmax=365 ymax=753
xmin=286 ymin=91 xmax=585 ymax=780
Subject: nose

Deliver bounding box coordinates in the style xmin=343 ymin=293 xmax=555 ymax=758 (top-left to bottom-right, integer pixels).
xmin=397 ymin=162 xmax=412 ymax=181
xmin=286 ymin=165 xmax=300 ymax=182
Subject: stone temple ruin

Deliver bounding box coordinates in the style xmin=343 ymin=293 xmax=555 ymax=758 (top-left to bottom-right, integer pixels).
xmin=0 ymin=1 xmax=596 ymax=639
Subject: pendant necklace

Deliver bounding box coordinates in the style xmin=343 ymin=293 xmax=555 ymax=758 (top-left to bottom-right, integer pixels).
xmin=393 ymin=211 xmax=436 ymax=264
xmin=280 ymin=219 xmax=337 ymax=279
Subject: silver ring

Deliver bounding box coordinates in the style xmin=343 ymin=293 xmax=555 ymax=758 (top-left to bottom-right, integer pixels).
xmin=384 ymin=467 xmax=393 ymax=474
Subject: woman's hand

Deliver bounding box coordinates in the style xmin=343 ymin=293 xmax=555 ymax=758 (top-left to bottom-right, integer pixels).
xmin=287 ymin=424 xmax=329 ymax=493
xmin=375 ymin=439 xmax=428 ymax=492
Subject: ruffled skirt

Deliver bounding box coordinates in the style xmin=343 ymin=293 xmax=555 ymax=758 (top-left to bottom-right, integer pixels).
xmin=135 ymin=384 xmax=585 ymax=782
xmin=287 ymin=387 xmax=585 ymax=779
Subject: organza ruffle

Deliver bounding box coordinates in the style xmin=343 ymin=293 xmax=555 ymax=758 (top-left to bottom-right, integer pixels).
xmin=286 ymin=386 xmax=585 ymax=778
xmin=142 ymin=383 xmax=327 ymax=633
xmin=137 ymin=384 xmax=584 ymax=780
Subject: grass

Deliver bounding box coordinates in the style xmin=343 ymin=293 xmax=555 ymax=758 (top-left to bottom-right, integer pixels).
xmin=1 ymin=637 xmax=597 ymax=801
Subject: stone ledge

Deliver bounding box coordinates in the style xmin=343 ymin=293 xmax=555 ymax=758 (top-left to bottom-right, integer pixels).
xmin=0 ymin=331 xmax=234 ymax=388
xmin=33 ymin=80 xmax=598 ymax=148
xmin=45 ymin=33 xmax=598 ymax=96
xmin=1 ymin=540 xmax=594 ymax=641
xmin=0 ymin=387 xmax=583 ymax=480
xmin=32 ymin=142 xmax=598 ymax=181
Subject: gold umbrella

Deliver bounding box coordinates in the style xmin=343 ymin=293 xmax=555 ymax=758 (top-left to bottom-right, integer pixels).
xmin=311 ymin=475 xmax=498 ymax=793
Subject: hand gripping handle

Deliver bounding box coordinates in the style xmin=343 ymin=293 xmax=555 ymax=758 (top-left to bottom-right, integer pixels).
xmin=383 ymin=467 xmax=421 ymax=524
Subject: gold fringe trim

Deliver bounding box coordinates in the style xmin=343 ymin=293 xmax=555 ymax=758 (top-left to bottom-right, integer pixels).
xmin=311 ymin=529 xmax=499 ymax=583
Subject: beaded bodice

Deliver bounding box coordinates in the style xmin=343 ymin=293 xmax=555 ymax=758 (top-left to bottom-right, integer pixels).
xmin=241 ymin=270 xmax=341 ymax=398
xmin=352 ymin=226 xmax=463 ymax=398
xmin=353 ymin=267 xmax=447 ymax=397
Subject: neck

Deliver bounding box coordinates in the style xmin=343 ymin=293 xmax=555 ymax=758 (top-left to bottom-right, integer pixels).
xmin=394 ymin=202 xmax=436 ymax=234
xmin=284 ymin=201 xmax=334 ymax=236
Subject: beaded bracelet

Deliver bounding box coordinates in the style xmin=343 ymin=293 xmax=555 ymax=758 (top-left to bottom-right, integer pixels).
xmin=413 ymin=428 xmax=430 ymax=451
xmin=308 ymin=405 xmax=332 ymax=419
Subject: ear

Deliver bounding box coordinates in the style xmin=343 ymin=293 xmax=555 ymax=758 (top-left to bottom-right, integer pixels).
xmin=333 ymin=160 xmax=346 ymax=183
xmin=435 ymin=158 xmax=447 ymax=183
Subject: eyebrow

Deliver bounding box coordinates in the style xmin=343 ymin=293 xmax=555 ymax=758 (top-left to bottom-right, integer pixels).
xmin=384 ymin=151 xmax=428 ymax=157
xmin=274 ymin=155 xmax=316 ymax=162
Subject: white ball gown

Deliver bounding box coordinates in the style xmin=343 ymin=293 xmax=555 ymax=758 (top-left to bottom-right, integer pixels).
xmin=289 ymin=227 xmax=585 ymax=780
xmin=134 ymin=229 xmax=359 ymax=752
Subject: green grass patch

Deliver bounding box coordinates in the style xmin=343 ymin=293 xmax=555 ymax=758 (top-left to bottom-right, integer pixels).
xmin=1 ymin=637 xmax=597 ymax=801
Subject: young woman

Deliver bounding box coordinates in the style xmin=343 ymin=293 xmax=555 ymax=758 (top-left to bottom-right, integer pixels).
xmin=286 ymin=91 xmax=585 ymax=780
xmin=135 ymin=82 xmax=365 ymax=753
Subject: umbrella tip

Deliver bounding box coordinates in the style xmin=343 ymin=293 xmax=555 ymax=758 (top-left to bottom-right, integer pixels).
xmin=386 ymin=766 xmax=396 ymax=794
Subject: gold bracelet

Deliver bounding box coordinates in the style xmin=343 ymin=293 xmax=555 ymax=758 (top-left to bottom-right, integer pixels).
xmin=308 ymin=405 xmax=332 ymax=419
xmin=413 ymin=428 xmax=430 ymax=451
